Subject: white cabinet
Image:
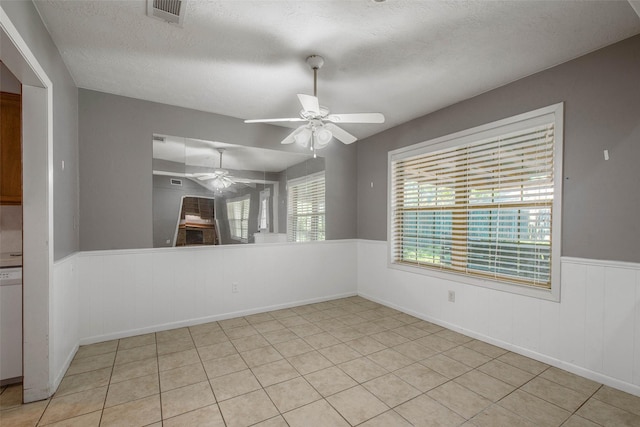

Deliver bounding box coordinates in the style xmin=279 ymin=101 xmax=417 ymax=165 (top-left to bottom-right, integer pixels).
xmin=253 ymin=233 xmax=288 ymax=244
xmin=0 ymin=280 xmax=22 ymax=383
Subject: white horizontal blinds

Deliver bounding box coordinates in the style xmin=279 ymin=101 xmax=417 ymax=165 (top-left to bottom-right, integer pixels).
xmin=227 ymin=197 xmax=250 ymax=241
xmin=391 ymin=123 xmax=555 ymax=288
xmin=287 ymin=173 xmax=326 ymax=242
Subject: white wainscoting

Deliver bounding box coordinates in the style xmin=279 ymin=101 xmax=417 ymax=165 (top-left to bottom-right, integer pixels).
xmin=52 ymin=254 xmax=79 ymax=392
xmin=357 ymin=240 xmax=640 ymax=397
xmin=76 ymin=241 xmax=358 ymax=345
xmin=52 ymin=239 xmax=638 ymax=398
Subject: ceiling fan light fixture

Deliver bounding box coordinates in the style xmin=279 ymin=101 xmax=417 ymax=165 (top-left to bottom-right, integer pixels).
xmin=211 ymin=176 xmax=233 ymax=191
xmin=205 ymin=148 xmax=238 ymax=192
xmin=294 ymin=128 xmax=312 ymax=147
xmin=314 ymin=127 xmax=333 ymax=149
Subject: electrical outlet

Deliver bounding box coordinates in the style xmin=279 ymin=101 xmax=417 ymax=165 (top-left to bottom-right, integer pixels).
xmin=232 ymin=282 xmax=239 ymax=293
xmin=448 ymin=290 xmax=455 ymax=303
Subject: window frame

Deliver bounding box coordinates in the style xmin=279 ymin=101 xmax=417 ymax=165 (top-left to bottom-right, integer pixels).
xmin=226 ymin=195 xmax=250 ymax=243
xmin=387 ymin=103 xmax=564 ymax=301
xmin=287 ymin=171 xmax=326 ymax=243
xmin=258 ymin=188 xmax=271 ymax=232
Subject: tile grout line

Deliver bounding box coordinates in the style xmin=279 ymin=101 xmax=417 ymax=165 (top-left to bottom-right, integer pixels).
xmin=401 ymin=333 xmax=494 ymax=423
xmin=484 ymin=362 xmax=586 ymax=425
xmin=572 ymin=384 xmax=604 ymax=418
xmin=252 ymin=311 xmax=328 ymax=421
xmin=188 ymin=322 xmax=229 ymax=427
xmin=33 ymin=389 xmax=53 ymax=426
xmin=244 ymin=301 xmax=365 ymax=424
xmin=284 ymin=300 xmax=381 ymax=426
xmin=154 ymin=332 xmax=164 ymax=425
xmin=98 ymin=337 xmax=121 ymax=426
xmin=459 ymin=344 xmax=533 ymax=424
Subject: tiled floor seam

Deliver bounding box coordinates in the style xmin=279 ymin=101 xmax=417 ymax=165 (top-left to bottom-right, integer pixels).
xmin=258 ymin=315 xmax=377 ymax=424
xmin=187 ymin=326 xmax=228 ymax=427
xmin=33 ymin=396 xmax=52 ymax=426
xmin=493 ymin=369 xmax=571 ymax=426
xmin=154 ymin=332 xmax=164 ymax=426
xmin=591 ymin=388 xmax=640 ymax=415
xmin=322 ymin=392 xmax=361 ymax=427
xmin=515 ymin=366 xmax=575 ymax=414
xmin=572 ymin=384 xmax=605 ymax=421
xmin=95 ymin=338 xmax=121 ymax=427
xmin=260 ymin=373 xmax=292 ymax=420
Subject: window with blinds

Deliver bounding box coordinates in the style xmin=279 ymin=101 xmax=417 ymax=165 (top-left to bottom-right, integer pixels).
xmin=389 ymin=104 xmax=563 ymax=296
xmin=227 ymin=196 xmax=250 ymax=242
xmin=258 ymin=189 xmax=270 ymax=231
xmin=287 ymin=172 xmax=326 ymax=242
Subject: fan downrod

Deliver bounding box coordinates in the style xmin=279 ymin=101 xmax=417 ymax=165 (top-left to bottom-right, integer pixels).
xmin=306 ymin=55 xmax=324 ymax=97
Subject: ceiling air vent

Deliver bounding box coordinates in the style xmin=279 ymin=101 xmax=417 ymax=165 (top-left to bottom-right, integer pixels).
xmin=170 ymin=178 xmax=183 ymax=186
xmin=147 ymin=0 xmax=186 ymax=27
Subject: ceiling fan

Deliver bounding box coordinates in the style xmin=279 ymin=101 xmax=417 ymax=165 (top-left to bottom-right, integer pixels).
xmin=190 ymin=149 xmax=244 ymax=192
xmin=244 ymin=55 xmax=385 ymax=152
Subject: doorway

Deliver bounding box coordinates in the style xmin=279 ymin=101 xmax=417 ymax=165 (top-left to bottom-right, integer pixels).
xmin=1 ymin=9 xmax=54 ymax=403
xmin=0 ymin=67 xmax=23 ymax=388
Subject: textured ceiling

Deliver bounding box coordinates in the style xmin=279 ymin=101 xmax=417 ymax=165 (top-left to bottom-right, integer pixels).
xmin=35 ymin=0 xmax=640 ymax=141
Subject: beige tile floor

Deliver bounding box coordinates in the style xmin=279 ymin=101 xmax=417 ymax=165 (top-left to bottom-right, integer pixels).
xmin=1 ymin=296 xmax=640 ymax=426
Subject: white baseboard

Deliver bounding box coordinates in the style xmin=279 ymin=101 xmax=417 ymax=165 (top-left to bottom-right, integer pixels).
xmin=79 ymin=291 xmax=357 ymax=345
xmin=359 ymin=291 xmax=640 ymax=397
xmin=52 ymin=343 xmax=78 ymax=392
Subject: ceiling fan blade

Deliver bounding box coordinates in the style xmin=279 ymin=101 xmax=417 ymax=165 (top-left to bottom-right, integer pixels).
xmin=244 ymin=117 xmax=306 ymax=123
xmin=297 ymin=94 xmax=320 ymax=114
xmin=326 ymin=113 xmax=385 ymax=124
xmin=232 ymin=178 xmax=255 ymax=184
xmin=187 ymin=172 xmax=213 ymax=181
xmin=281 ymin=125 xmax=308 ymax=145
xmin=325 ymin=123 xmax=357 ymax=145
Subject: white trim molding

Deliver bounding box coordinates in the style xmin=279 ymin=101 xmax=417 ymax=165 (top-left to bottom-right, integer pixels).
xmin=1 ymin=5 xmax=55 ymax=402
xmin=358 ymin=239 xmax=640 ymax=397
xmin=76 ymin=241 xmax=358 ymax=345
xmin=48 ymin=239 xmax=640 ymax=399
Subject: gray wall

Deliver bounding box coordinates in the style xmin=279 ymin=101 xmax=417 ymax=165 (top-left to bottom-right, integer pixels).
xmin=1 ymin=1 xmax=79 ymax=260
xmin=357 ymin=34 xmax=640 ymax=263
xmin=79 ymin=90 xmax=357 ymax=250
xmin=1 ymin=62 xmax=21 ymax=94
